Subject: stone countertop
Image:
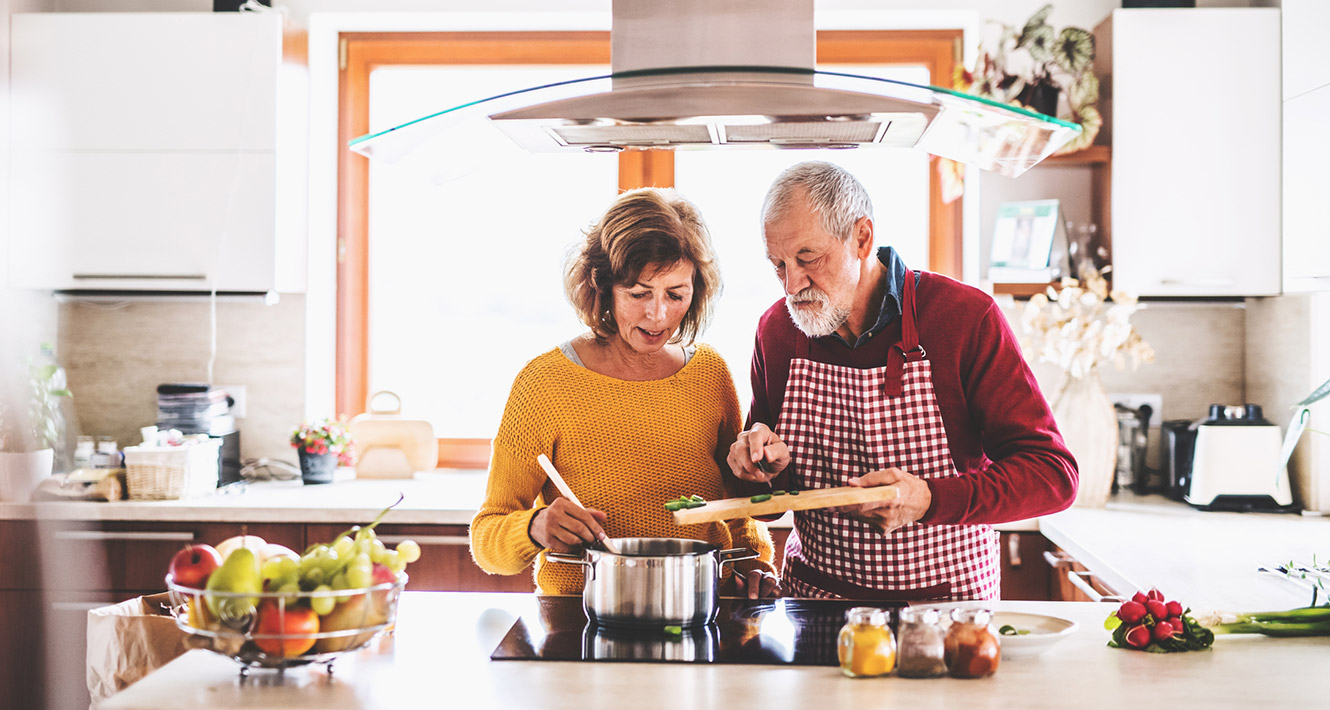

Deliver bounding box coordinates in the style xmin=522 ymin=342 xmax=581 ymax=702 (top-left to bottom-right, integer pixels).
xmin=1039 ymin=493 xmax=1328 ymax=611
xmin=0 ymin=470 xmax=1037 ymax=531
xmin=0 ymin=470 xmax=492 ymax=525
xmin=98 ymin=592 xmax=1328 ymax=710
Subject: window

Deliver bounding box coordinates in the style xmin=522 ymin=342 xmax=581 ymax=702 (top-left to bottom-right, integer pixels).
xmin=337 ymin=30 xmax=961 ymax=467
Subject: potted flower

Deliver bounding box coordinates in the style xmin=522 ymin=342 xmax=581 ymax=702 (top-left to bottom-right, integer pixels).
xmin=1020 ymin=266 xmax=1154 ymax=508
xmin=0 ymin=344 xmax=74 ymax=500
xmin=289 ymin=417 xmax=355 ymax=485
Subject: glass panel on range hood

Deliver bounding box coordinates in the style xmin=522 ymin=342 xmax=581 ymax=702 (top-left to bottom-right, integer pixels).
xmin=349 ymin=66 xmax=1081 ymax=184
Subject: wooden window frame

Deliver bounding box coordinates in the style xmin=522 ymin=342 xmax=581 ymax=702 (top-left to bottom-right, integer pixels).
xmin=336 ymin=29 xmax=962 ymax=468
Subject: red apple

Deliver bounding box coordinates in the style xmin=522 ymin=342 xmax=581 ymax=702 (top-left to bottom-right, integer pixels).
xmin=168 ymin=544 xmax=223 ymax=589
xmin=253 ymin=600 xmax=319 ymax=657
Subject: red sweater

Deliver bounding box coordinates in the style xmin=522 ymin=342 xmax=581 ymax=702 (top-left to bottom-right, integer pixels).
xmin=747 ymin=271 xmax=1078 ymax=525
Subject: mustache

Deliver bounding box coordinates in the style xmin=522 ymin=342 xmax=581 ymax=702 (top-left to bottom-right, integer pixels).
xmin=787 ymin=287 xmax=829 ymax=305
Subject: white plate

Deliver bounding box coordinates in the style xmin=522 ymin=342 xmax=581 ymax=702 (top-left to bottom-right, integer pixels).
xmin=990 ymin=611 xmax=1078 ymax=659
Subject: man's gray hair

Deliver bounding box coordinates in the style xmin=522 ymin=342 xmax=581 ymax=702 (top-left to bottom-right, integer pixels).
xmin=761 ymin=161 xmax=874 ymax=242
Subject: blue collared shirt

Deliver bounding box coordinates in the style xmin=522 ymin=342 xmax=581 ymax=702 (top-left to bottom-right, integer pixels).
xmin=832 ymin=246 xmax=914 ymax=349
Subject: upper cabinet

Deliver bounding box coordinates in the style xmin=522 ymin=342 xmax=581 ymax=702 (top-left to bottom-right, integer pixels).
xmin=1282 ymin=0 xmax=1330 ymax=101
xmin=1097 ymin=9 xmax=1281 ymax=298
xmin=1282 ymin=1 xmax=1330 ymax=293
xmin=8 ymin=12 xmax=306 ymax=293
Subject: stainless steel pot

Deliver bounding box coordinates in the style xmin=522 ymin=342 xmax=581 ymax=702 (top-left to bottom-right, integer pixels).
xmin=582 ymin=622 xmax=720 ymax=661
xmin=547 ymin=538 xmax=756 ymax=628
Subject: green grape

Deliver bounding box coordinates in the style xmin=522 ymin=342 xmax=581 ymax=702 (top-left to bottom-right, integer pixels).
xmin=276 ymin=580 xmax=301 ymax=605
xmin=379 ymin=549 xmax=401 ymax=573
xmin=331 ymin=572 xmax=351 ymax=603
xmin=300 ymin=566 xmax=326 ymax=587
xmin=261 ymin=555 xmax=300 ymax=583
xmin=346 ymin=563 xmax=372 ymax=589
xmin=370 ymin=538 xmax=387 ymax=558
xmin=310 ymin=585 xmax=335 ymax=615
xmin=331 ymin=535 xmax=355 ymax=559
xmin=355 ymin=526 xmax=377 ymax=543
xmin=396 ymin=540 xmax=421 ymax=564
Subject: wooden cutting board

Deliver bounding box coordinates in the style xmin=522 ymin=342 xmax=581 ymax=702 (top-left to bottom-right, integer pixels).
xmin=671 ymin=485 xmax=899 ymax=524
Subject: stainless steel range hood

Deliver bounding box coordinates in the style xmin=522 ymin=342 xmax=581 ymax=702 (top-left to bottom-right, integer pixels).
xmin=349 ymin=0 xmax=1080 ymax=184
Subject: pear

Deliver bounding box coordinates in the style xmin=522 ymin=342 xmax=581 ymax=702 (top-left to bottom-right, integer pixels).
xmin=204 ymin=547 xmax=262 ymax=624
xmin=214 ymin=534 xmax=267 ymax=561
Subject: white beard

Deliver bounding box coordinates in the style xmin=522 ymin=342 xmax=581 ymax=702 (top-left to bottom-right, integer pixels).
xmin=785 ymin=287 xmax=849 ymax=337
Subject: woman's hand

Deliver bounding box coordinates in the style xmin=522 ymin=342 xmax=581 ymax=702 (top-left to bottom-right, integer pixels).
xmin=728 ymin=423 xmax=791 ymax=482
xmin=733 ymin=569 xmax=782 ymax=599
xmin=530 ymin=498 xmax=609 ymax=553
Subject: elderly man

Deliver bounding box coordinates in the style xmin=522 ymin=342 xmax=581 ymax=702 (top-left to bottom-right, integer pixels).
xmin=729 ymin=161 xmax=1077 ymax=601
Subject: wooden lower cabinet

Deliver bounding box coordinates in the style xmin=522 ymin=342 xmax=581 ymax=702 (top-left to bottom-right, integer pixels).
xmin=1046 ymin=544 xmax=1123 ymax=602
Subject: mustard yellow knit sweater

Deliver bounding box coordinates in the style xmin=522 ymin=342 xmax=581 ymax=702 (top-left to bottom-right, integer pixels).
xmin=470 ymin=343 xmax=775 ymax=594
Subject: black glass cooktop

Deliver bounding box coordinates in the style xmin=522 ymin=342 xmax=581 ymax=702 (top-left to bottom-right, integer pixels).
xmin=490 ymin=596 xmax=904 ymax=665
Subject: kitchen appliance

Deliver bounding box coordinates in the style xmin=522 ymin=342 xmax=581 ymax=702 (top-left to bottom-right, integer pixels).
xmin=491 ymin=596 xmax=901 ymax=665
xmin=1113 ymin=402 xmax=1152 ymax=494
xmin=1186 ymin=404 xmax=1294 ymax=511
xmin=1161 ymin=419 xmax=1198 ymax=501
xmin=547 ymin=538 xmax=756 ymax=628
xmin=349 ymin=0 xmax=1080 ymax=184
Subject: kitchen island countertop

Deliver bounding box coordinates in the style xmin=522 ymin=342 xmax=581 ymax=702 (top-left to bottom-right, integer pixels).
xmin=98 ymin=592 xmax=1328 ymax=710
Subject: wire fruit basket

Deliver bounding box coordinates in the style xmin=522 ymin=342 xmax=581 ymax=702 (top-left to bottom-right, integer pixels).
xmin=165 ymin=573 xmax=406 ymax=674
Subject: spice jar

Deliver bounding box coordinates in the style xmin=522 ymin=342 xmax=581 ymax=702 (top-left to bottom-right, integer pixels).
xmin=895 ymin=606 xmax=947 ymax=678
xmin=944 ymin=608 xmax=1000 ymax=678
xmin=837 ymin=607 xmax=896 ymax=678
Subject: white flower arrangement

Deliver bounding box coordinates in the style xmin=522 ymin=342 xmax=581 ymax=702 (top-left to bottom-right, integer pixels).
xmin=1020 ymin=267 xmax=1154 ymax=380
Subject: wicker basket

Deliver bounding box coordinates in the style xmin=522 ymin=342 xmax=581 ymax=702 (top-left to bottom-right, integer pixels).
xmin=124 ymin=439 xmax=221 ymax=500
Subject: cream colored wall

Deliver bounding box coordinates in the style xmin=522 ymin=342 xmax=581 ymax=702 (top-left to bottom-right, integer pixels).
xmin=57 ymin=296 xmax=306 ymax=462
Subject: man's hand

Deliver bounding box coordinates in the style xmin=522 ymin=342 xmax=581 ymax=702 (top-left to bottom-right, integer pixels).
xmin=727 ymin=423 xmax=791 ymax=483
xmin=529 ymin=498 xmax=609 ymax=553
xmin=836 ymin=468 xmax=931 ymax=534
xmin=733 ymin=569 xmax=782 ymax=599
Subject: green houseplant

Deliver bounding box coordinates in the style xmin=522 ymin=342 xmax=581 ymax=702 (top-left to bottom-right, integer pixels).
xmin=0 ymin=345 xmax=74 ymax=500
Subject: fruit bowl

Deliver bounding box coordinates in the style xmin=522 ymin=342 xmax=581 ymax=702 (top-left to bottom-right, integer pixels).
xmin=166 ymin=573 xmax=407 ymax=672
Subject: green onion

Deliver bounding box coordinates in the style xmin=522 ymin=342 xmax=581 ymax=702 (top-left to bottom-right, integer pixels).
xmin=664 ymin=501 xmax=684 ymax=511
xmin=749 ymin=494 xmax=772 ymax=503
xmin=1209 ymin=606 xmax=1330 ymax=637
xmin=772 ymin=490 xmax=786 ymax=496
xmin=663 ymin=625 xmax=683 ymax=637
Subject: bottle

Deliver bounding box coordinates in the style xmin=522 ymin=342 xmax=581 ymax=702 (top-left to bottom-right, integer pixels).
xmin=944 ymin=608 xmax=1000 ymax=678
xmin=837 ymin=607 xmax=896 ymax=678
xmin=895 ymin=606 xmax=947 ymax=678
xmin=73 ymin=436 xmax=95 ymax=470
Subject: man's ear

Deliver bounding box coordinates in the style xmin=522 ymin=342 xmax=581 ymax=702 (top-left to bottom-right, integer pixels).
xmin=852 ymin=216 xmax=875 ymax=258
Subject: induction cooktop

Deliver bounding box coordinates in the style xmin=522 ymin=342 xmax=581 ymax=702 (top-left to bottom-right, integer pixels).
xmin=490 ymin=596 xmax=904 ymax=665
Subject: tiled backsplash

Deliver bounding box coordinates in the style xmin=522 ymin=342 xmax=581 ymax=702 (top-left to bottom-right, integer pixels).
xmin=58 ymin=295 xmax=306 ymax=462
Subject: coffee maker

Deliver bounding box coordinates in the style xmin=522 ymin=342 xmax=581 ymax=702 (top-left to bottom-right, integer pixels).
xmin=1184 ymin=404 xmax=1293 ymax=511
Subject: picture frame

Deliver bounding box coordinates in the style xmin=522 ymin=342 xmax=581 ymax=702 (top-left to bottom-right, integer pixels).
xmin=988 ymin=199 xmax=1068 ymax=283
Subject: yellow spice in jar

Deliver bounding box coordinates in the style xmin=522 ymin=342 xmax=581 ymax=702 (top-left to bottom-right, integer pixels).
xmin=837 ymin=610 xmax=897 ymax=678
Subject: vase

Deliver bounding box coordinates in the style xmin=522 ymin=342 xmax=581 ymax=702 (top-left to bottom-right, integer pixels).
xmin=1017 ymin=80 xmax=1061 ymax=118
xmin=1051 ymin=370 xmax=1118 ymax=508
xmin=0 ymin=449 xmax=54 ymax=501
xmin=298 ymin=450 xmax=337 ymax=485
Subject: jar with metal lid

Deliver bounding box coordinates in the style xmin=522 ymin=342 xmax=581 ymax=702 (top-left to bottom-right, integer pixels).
xmin=944 ymin=607 xmax=1000 ymax=678
xmin=895 ymin=606 xmax=947 ymax=678
xmin=836 ymin=607 xmax=896 ymax=678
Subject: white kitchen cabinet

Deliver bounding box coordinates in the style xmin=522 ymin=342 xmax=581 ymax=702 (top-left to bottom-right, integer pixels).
xmin=1097 ymin=9 xmax=1281 ymax=298
xmin=8 ymin=12 xmax=305 ymax=293
xmin=1282 ymin=85 xmax=1330 ymax=292
xmin=1282 ymin=0 xmax=1330 ymax=101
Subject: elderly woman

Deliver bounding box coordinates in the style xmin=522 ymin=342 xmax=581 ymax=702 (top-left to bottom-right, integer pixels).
xmin=470 ymin=187 xmax=778 ymax=598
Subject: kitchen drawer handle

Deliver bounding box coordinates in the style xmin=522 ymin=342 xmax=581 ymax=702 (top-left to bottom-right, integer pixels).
xmin=53 ymin=530 xmax=195 ymax=542
xmin=376 ymin=535 xmax=469 ymax=546
xmin=51 ymin=601 xmax=116 ymax=612
xmin=1066 ymin=570 xmax=1125 ymax=604
xmin=1042 ymin=550 xmax=1074 ymax=568
xmin=1157 ymin=278 xmax=1235 ymax=287
xmin=1008 ymin=534 xmax=1023 ymax=568
xmin=72 ymin=273 xmax=207 ymax=280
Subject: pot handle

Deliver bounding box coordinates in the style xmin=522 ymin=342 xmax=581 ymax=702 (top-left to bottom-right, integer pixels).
xmin=546 ymin=552 xmax=595 ymax=581
xmin=718 ymin=548 xmax=759 ymax=567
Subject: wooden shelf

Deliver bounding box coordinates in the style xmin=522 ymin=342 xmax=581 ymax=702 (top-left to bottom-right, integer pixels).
xmin=1041 ymin=144 xmax=1111 ymax=166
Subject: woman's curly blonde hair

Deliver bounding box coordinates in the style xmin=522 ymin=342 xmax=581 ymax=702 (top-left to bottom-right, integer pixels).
xmin=565 ymin=188 xmax=722 ymax=346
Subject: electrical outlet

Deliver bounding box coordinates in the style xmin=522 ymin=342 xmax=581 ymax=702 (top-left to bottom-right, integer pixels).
xmin=1108 ymin=392 xmax=1162 ymax=428
xmin=219 ymin=384 xmax=247 ymax=419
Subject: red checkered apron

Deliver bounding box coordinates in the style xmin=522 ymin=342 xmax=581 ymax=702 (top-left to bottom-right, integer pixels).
xmin=778 ymin=271 xmax=1000 ymax=601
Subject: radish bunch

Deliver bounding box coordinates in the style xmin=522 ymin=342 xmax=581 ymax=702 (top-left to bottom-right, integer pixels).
xmin=1104 ymin=588 xmax=1215 ymax=653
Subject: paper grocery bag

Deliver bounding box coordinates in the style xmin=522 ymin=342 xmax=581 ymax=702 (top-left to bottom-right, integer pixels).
xmin=86 ymin=592 xmax=193 ymax=706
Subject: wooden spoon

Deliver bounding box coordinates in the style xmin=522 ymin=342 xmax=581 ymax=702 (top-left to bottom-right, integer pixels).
xmin=536 ymin=454 xmax=621 ymax=554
